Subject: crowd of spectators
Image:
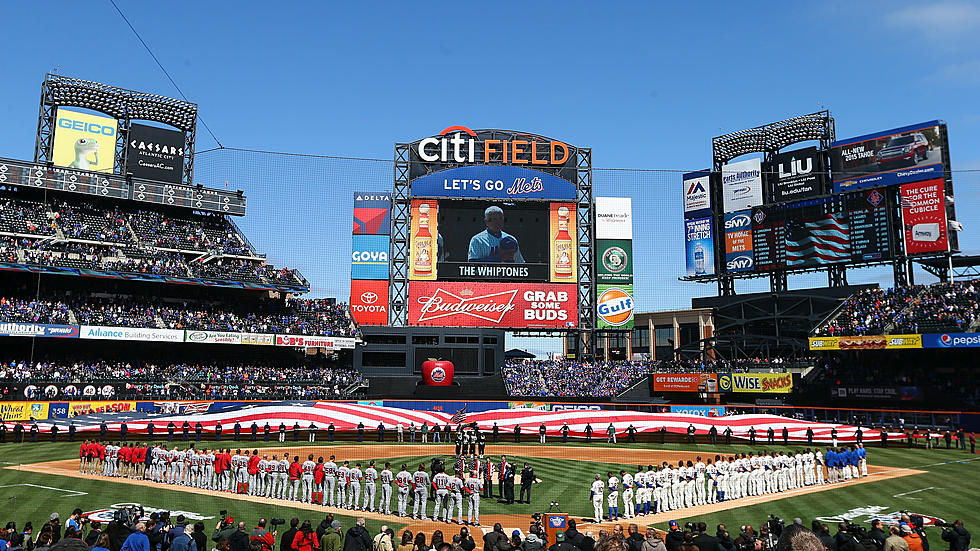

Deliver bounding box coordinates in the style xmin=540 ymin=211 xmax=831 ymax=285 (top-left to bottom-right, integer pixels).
xmin=503 ymin=357 xmax=806 ymax=397
xmin=814 ymin=280 xmax=980 ymax=336
xmin=0 ymin=194 xmax=304 ymax=287
xmin=1 ymin=360 xmax=365 ymax=400
xmin=0 ymin=293 xmax=357 ymax=337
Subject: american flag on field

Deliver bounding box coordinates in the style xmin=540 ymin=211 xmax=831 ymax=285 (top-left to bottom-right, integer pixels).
xmin=785 ymin=213 xmax=849 ymax=265
xmin=451 ymin=404 xmax=468 ymax=424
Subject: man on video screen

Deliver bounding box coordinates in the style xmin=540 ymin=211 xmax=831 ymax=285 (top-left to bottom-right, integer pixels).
xmin=467 ymin=206 xmax=525 ymax=263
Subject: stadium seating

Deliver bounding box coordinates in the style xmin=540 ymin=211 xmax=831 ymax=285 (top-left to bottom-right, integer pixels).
xmin=814 ymin=279 xmax=980 ymax=336
xmin=502 ymin=358 xmax=794 ymax=397
xmin=1 ymin=360 xmax=365 ymax=400
xmin=0 ymin=193 xmax=304 ymax=287
xmin=0 ymin=292 xmax=358 ymax=337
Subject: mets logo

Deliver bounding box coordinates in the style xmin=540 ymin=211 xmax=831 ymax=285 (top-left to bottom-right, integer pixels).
xmin=867 ymin=190 xmax=884 ymax=207
xmin=940 ymin=334 xmax=953 ymax=347
xmin=753 ymin=209 xmax=766 ymax=224
xmin=597 ymin=287 xmax=634 ymax=326
xmin=431 ymin=367 xmax=447 ymax=383
xmin=718 ymin=374 xmax=733 ymax=392
xmin=549 ymin=516 xmax=566 ymax=528
xmin=601 ymin=246 xmax=628 ymax=273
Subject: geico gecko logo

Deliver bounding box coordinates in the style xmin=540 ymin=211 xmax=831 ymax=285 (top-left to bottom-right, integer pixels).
xmin=416 ymin=125 xmax=569 ymax=165
xmin=597 ymin=287 xmax=634 ymax=326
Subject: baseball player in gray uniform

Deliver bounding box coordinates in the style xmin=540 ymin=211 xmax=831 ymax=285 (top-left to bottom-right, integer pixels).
xmin=412 ymin=463 xmax=430 ymax=520
xmin=379 ymin=462 xmax=394 ymax=515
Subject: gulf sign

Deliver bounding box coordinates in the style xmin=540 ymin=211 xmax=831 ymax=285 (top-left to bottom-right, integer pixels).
xmin=410 ymin=165 xmax=576 ymax=200
xmin=596 ymin=285 xmax=634 ymax=329
xmin=408 ymin=281 xmax=577 ymax=328
xmin=717 ymin=373 xmax=793 ymax=394
xmin=416 ymin=125 xmax=569 ymax=165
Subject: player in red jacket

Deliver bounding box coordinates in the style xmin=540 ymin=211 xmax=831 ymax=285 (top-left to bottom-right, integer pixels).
xmin=313 ymin=457 xmax=326 ymax=504
xmin=288 ymin=456 xmax=302 ymax=501
xmin=119 ymin=444 xmax=131 ymax=478
xmin=79 ymin=440 xmax=88 ymax=473
xmin=247 ymin=449 xmax=261 ymax=495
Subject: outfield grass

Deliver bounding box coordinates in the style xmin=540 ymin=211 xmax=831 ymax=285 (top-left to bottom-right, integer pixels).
xmin=1 ymin=439 xmax=976 ymax=541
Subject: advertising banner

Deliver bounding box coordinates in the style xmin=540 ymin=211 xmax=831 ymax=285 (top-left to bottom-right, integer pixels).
xmin=723 ymin=210 xmax=754 ymax=273
xmin=410 ymin=165 xmax=576 ymax=200
xmin=922 ymin=333 xmax=980 ymax=348
xmin=68 ymin=401 xmax=137 ymax=416
xmin=596 ymin=285 xmax=634 ymax=329
xmin=408 ymin=281 xmax=577 ymax=328
xmin=125 ymin=123 xmax=185 ymax=184
xmin=52 ymin=108 xmax=117 ymax=174
xmin=275 ymin=335 xmax=356 ymax=349
xmin=685 ymin=216 xmax=715 ymax=276
xmin=409 ymin=200 xmax=439 ymax=280
xmin=596 ymin=197 xmax=633 ymax=239
xmin=241 ymin=333 xmax=275 ymax=346
xmin=597 ymin=239 xmax=633 ymax=284
xmin=683 ymin=170 xmax=712 ymax=218
xmin=548 ymin=203 xmax=577 ymax=283
xmin=831 ymin=121 xmax=944 ymax=192
xmin=900 ymin=179 xmax=948 ymax=255
xmin=808 ymin=334 xmax=923 ymax=350
xmin=184 ymin=330 xmax=242 ymax=345
xmin=652 ymin=373 xmax=718 ymax=392
xmin=350 ymin=279 xmax=389 ymax=326
xmin=0 ymin=322 xmax=79 ymax=338
xmin=80 ymin=326 xmax=184 ymax=343
xmin=0 ymin=402 xmax=49 ymax=422
xmin=717 ymin=373 xmax=793 ymax=394
xmin=668 ymin=405 xmax=727 ymax=417
xmin=721 ymin=157 xmax=763 ymax=212
xmin=773 ymin=146 xmax=825 ymax=201
xmin=831 ymin=386 xmax=921 ymax=401
xmin=353 ymin=192 xmax=391 ymax=235
xmin=351 ymin=234 xmax=390 ymax=280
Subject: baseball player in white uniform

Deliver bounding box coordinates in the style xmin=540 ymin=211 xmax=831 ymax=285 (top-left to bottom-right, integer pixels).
xmin=465 ymin=470 xmax=483 ymax=525
xmin=362 ymin=461 xmax=378 ymax=511
xmin=324 ymin=456 xmax=337 ymax=506
xmin=432 ymin=469 xmax=451 ymax=521
xmin=620 ymin=470 xmax=634 ymax=519
xmin=695 ymin=458 xmax=707 ymax=506
xmin=412 ymin=464 xmax=430 ymax=520
xmin=396 ymin=465 xmax=412 ymax=518
xmin=607 ymin=472 xmax=620 ymax=521
xmin=337 ymin=461 xmax=351 ymax=508
xmin=379 ymin=462 xmax=394 ymax=515
xmin=302 ymin=454 xmax=316 ymax=503
xmin=348 ymin=463 xmax=363 ymax=509
xmin=448 ymin=470 xmax=464 ymax=524
xmin=590 ymin=474 xmax=604 ymax=521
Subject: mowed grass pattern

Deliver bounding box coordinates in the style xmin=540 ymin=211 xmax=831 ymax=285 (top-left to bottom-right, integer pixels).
xmin=1 ymin=440 xmax=977 ymax=538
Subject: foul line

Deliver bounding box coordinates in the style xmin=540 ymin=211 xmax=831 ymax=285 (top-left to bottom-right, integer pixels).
xmin=0 ymin=483 xmax=88 ymax=497
xmin=892 ymin=487 xmax=941 ymax=499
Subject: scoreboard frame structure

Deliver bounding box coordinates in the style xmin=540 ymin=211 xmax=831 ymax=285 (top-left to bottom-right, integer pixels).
xmin=685 ymin=111 xmax=957 ymax=296
xmin=389 ymin=129 xmax=596 ymax=333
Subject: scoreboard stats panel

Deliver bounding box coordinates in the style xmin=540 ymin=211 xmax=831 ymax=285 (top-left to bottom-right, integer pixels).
xmin=741 ymin=190 xmax=892 ymax=273
xmin=132 ymin=181 xmax=246 ymax=215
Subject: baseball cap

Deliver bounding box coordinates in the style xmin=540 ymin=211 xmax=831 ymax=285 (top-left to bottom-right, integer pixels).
xmin=513 ymin=530 xmax=521 ymax=537
xmin=555 ymin=531 xmax=565 ymax=542
xmin=50 ymin=513 xmax=60 ymax=521
xmin=330 ymin=521 xmax=341 ymax=529
xmin=669 ymin=521 xmax=679 ymax=529
xmin=224 ymin=517 xmax=234 ymax=525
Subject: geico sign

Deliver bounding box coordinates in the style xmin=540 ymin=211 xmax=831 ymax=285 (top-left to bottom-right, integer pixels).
xmin=417 ymin=125 xmax=569 ymax=165
xmin=58 ymin=117 xmax=116 ymax=136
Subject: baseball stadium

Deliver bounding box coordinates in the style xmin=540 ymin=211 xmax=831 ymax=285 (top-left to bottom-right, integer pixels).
xmin=0 ymin=5 xmax=977 ymax=551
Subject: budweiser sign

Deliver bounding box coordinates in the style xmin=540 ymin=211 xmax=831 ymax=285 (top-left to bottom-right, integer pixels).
xmin=409 ymin=282 xmax=578 ymax=328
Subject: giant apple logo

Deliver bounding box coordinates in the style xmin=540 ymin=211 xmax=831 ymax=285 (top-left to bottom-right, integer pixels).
xmin=421 ymin=358 xmax=454 ymax=386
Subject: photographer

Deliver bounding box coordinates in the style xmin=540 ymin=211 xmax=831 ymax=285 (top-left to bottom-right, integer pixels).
xmin=693 ymin=523 xmax=719 ymax=551
xmin=665 ymin=522 xmax=684 ymax=551
xmin=213 ymin=519 xmax=237 ymax=545
xmin=716 ymin=526 xmax=736 ymax=551
xmin=734 ymin=526 xmax=759 ymax=551
xmin=250 ymin=520 xmax=276 ymax=551
xmin=940 ymin=521 xmax=970 ymax=551
xmin=869 ymin=521 xmax=887 ymax=550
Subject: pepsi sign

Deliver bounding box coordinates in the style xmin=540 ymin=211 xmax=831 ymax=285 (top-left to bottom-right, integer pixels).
xmin=922 ymin=332 xmax=980 ymax=348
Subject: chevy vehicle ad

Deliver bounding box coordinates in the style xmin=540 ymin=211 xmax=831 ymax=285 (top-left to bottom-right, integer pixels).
xmin=831 ymin=121 xmax=944 ymax=192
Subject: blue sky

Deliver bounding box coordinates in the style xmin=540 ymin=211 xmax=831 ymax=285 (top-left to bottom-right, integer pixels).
xmin=2 ymin=1 xmax=980 ymax=354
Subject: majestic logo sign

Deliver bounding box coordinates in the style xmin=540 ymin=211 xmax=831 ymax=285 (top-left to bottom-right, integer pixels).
xmin=416 ymin=125 xmax=569 ymax=165
xmin=683 ymin=171 xmax=711 ymax=215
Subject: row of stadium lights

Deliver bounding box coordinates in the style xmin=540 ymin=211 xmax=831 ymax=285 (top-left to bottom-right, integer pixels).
xmin=49 ymin=76 xmax=197 ymax=132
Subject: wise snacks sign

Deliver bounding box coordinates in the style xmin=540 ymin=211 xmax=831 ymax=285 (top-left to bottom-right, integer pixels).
xmin=717 ymin=373 xmax=793 ymax=394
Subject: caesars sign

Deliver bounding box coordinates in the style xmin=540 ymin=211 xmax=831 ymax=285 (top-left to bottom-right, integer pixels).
xmin=52 ymin=108 xmax=117 ymax=174
xmin=415 ymin=125 xmax=570 ymax=166
xmin=125 ymin=123 xmax=185 ymax=184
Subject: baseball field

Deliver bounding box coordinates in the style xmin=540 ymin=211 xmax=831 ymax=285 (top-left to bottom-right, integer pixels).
xmin=2 ymin=438 xmax=977 ymax=540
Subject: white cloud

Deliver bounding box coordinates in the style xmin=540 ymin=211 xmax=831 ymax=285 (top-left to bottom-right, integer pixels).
xmin=885 ymin=1 xmax=980 ymax=37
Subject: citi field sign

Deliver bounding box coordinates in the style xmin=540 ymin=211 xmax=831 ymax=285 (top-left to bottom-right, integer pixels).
xmin=416 ymin=126 xmax=570 ymax=166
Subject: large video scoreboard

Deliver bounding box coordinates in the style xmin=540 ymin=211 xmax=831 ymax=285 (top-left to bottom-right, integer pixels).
xmin=684 ymin=118 xmax=956 ymax=279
